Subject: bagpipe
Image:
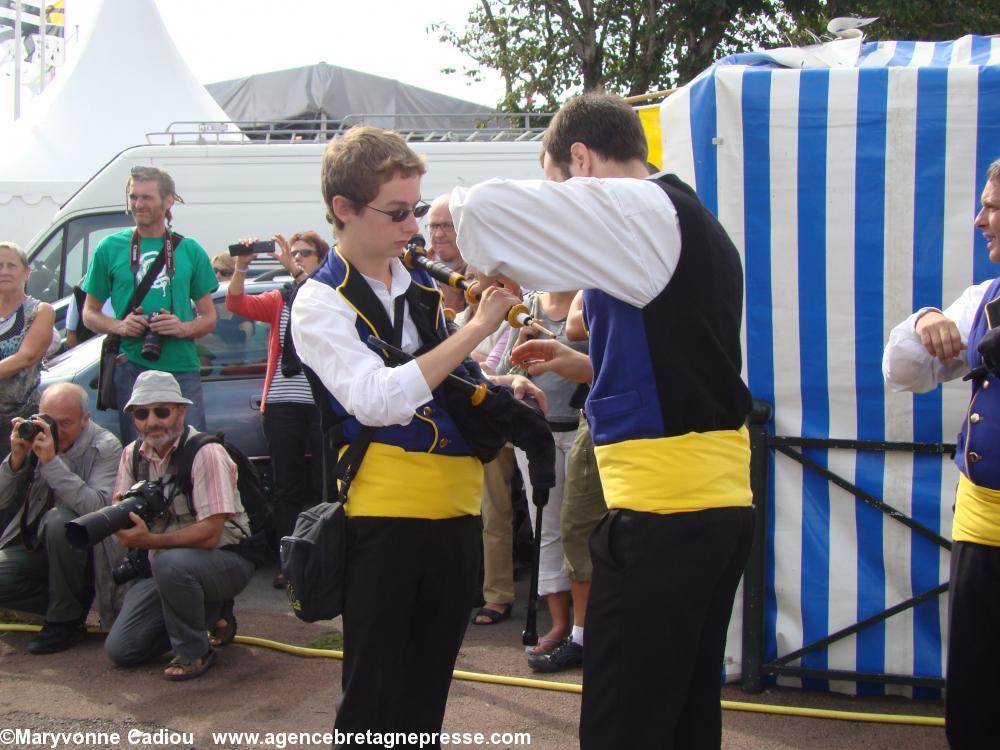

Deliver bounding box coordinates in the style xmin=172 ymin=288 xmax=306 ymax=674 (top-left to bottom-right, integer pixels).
xmin=402 ymin=235 xmax=556 ymax=338
xmin=370 ymin=239 xmax=558 ymax=645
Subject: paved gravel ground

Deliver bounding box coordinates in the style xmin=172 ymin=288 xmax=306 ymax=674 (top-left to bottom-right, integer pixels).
xmin=0 ymin=564 xmax=947 ymax=749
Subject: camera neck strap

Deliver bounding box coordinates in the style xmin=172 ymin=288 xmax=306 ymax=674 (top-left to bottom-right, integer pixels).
xmin=19 ymin=453 xmax=54 ymax=552
xmin=126 ymin=228 xmax=175 ymax=317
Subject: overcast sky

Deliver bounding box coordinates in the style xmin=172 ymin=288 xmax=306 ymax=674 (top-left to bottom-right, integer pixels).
xmin=1 ymin=0 xmax=508 ymax=122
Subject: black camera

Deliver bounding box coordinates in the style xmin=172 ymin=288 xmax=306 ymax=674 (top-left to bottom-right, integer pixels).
xmin=16 ymin=413 xmax=58 ymax=451
xmin=140 ymin=314 xmax=164 ymax=361
xmin=112 ymin=548 xmax=153 ymax=585
xmin=65 ymin=479 xmax=170 ymax=550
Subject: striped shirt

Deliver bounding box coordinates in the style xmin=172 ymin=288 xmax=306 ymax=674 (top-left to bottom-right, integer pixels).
xmin=267 ymin=303 xmax=315 ymax=404
xmin=115 ymin=432 xmax=243 ymax=521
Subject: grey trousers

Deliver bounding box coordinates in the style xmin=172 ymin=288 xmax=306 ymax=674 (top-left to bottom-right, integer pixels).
xmin=104 ymin=547 xmax=253 ymax=664
xmin=0 ymin=507 xmax=93 ymax=623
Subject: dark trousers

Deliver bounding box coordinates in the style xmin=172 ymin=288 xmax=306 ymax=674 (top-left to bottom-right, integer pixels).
xmin=335 ymin=515 xmax=479 ymax=749
xmin=263 ymin=402 xmax=323 ymax=540
xmin=580 ymin=505 xmax=755 ymax=750
xmin=0 ymin=507 xmax=93 ymax=623
xmin=946 ymin=540 xmax=1000 ymax=749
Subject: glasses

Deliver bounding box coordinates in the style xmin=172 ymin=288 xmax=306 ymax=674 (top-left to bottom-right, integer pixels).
xmin=290 ymin=248 xmax=316 ymax=259
xmin=132 ymin=406 xmax=175 ymax=421
xmin=365 ymin=202 xmax=430 ymax=223
xmin=214 ymin=267 xmax=233 ymax=278
xmin=428 ymin=222 xmax=455 ymax=233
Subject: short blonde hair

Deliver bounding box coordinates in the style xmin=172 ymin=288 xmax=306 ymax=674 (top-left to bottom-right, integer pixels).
xmin=0 ymin=241 xmax=29 ymax=269
xmin=211 ymin=251 xmax=236 ymax=274
xmin=321 ymin=127 xmax=425 ymax=231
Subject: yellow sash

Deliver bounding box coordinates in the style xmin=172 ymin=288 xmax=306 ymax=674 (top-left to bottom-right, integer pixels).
xmin=954 ymin=473 xmax=1000 ymax=547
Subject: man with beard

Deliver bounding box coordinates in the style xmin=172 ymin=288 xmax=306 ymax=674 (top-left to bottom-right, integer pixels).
xmin=81 ymin=166 xmax=218 ymax=443
xmin=103 ymin=371 xmax=252 ymax=681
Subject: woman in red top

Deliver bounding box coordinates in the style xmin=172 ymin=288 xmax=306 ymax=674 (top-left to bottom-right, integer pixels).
xmin=226 ymin=231 xmax=328 ymax=588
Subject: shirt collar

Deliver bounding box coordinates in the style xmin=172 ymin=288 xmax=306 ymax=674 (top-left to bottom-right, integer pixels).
xmin=361 ymin=257 xmax=412 ymax=300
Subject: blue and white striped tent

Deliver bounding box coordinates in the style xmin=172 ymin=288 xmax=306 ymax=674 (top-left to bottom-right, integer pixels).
xmin=658 ymin=35 xmax=1000 ymax=693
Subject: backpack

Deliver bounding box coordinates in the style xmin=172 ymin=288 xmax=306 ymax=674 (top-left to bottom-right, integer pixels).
xmin=138 ymin=428 xmax=273 ymax=568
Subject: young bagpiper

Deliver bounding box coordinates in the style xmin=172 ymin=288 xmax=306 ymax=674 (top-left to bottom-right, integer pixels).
xmin=291 ymin=126 xmax=526 ymax=747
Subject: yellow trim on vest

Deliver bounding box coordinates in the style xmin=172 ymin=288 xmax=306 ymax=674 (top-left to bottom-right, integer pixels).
xmin=341 ymin=442 xmax=483 ymax=519
xmin=593 ymin=427 xmax=752 ymax=514
xmin=334 ymin=247 xmax=379 ymax=341
xmin=954 ymin=473 xmax=1000 ymax=547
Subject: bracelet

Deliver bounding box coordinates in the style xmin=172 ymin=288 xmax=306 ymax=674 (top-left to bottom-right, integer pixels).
xmin=233 ymin=267 xmax=248 ymax=275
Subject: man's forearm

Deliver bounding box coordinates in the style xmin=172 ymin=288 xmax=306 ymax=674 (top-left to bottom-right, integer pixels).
xmin=179 ymin=311 xmax=217 ymax=340
xmin=41 ymin=452 xmax=118 ymax=516
xmin=140 ymin=516 xmax=226 ymax=550
xmin=82 ymin=307 xmax=126 ymax=337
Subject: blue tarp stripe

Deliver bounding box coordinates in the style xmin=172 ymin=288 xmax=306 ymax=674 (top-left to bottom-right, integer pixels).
xmin=689 ymin=73 xmax=719 ymax=216
xmin=741 ymin=69 xmax=779 ymax=668
xmin=853 ymin=67 xmax=889 ymax=696
xmin=975 ymin=66 xmax=1000 ymax=284
xmin=910 ymin=66 xmax=948 ymax=698
xmin=797 ymin=69 xmax=832 ymax=691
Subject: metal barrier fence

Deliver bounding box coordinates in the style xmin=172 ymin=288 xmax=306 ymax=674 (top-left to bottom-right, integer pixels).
xmin=741 ymin=400 xmax=952 ymax=693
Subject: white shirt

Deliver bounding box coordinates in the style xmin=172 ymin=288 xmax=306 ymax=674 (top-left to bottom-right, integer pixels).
xmin=882 ymin=279 xmax=994 ymax=393
xmin=291 ymin=257 xmax=432 ymax=427
xmin=450 ymin=174 xmax=683 ymax=309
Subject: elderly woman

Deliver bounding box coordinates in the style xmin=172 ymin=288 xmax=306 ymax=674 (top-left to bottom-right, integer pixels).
xmin=0 ymin=242 xmax=55 ymax=458
xmin=225 ymin=231 xmax=328 ymax=588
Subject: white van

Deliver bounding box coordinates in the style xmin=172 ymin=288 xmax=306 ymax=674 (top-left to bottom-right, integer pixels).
xmin=24 ymin=138 xmax=545 ymax=306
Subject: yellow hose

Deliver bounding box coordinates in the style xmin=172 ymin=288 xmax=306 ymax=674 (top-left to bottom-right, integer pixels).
xmin=0 ymin=624 xmax=945 ymax=728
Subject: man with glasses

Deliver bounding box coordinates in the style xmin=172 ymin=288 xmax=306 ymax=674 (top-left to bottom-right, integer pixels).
xmin=103 ymin=371 xmax=252 ymax=682
xmin=291 ymin=126 xmax=526 ymax=744
xmin=81 ymin=167 xmax=218 ymax=443
xmin=0 ymin=383 xmax=121 ymax=654
xmin=426 ymin=194 xmax=468 ymax=313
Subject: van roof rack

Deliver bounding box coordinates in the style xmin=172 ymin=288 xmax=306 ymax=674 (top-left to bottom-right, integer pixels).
xmin=147 ymin=113 xmax=554 ymax=146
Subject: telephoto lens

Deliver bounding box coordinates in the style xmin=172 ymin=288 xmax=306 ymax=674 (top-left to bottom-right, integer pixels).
xmin=65 ymin=479 xmax=169 ymax=548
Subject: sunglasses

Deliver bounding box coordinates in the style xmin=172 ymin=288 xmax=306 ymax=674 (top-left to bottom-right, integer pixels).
xmin=132 ymin=406 xmax=175 ymax=421
xmin=214 ymin=267 xmax=234 ymax=277
xmin=365 ymin=202 xmax=430 ymax=223
xmin=290 ymin=248 xmax=316 ymax=259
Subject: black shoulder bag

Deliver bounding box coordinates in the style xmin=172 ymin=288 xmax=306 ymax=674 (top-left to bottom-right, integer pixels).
xmin=280 ymin=295 xmax=405 ymax=622
xmin=96 ymin=230 xmax=179 ymax=411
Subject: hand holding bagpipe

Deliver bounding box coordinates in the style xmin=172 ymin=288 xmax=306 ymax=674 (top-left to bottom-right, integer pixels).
xmin=402 ymin=235 xmax=556 ymax=338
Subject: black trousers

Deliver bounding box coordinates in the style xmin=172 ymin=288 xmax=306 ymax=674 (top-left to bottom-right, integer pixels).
xmin=262 ymin=402 xmax=323 ymax=541
xmin=335 ymin=514 xmax=479 ymax=749
xmin=580 ymin=505 xmax=755 ymax=750
xmin=946 ymin=540 xmax=1000 ymax=749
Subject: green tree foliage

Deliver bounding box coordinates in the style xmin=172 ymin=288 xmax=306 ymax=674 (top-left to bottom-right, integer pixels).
xmin=434 ymin=0 xmax=1000 ymax=110
xmin=784 ymin=1 xmax=1000 ymax=44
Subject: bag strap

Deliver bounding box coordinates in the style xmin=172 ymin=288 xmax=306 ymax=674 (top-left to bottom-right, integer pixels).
xmin=121 ymin=230 xmax=183 ymax=319
xmin=332 ymin=293 xmax=408 ymax=505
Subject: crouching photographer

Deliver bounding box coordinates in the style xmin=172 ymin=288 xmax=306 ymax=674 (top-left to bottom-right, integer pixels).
xmin=0 ymin=383 xmax=122 ymax=653
xmin=99 ymin=371 xmax=253 ymax=681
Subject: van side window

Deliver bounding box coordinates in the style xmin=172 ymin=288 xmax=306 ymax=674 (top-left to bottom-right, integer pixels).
xmin=26 ymin=213 xmax=132 ymax=302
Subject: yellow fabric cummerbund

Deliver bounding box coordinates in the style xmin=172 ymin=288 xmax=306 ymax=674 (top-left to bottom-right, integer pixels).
xmin=340 ymin=442 xmax=483 ymax=519
xmin=593 ymin=426 xmax=752 ymax=514
xmin=953 ymin=473 xmax=1000 ymax=547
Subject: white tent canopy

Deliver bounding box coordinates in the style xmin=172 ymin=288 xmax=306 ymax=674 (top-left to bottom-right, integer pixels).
xmin=0 ymin=0 xmax=235 ymax=247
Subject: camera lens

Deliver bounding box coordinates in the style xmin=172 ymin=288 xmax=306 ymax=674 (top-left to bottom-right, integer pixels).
xmin=141 ymin=330 xmax=163 ymax=361
xmin=16 ymin=421 xmax=42 ymax=441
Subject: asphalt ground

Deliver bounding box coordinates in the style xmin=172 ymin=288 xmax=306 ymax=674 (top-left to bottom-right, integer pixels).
xmin=0 ymin=564 xmax=948 ymax=750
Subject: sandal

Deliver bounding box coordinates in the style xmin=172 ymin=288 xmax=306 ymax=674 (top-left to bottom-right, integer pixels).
xmin=471 ymin=603 xmax=512 ymax=626
xmin=525 ymin=638 xmax=562 ymax=655
xmin=163 ymin=648 xmax=216 ymax=681
xmin=208 ymin=600 xmax=236 ymax=648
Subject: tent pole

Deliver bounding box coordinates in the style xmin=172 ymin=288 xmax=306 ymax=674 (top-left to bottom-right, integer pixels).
xmin=39 ymin=2 xmax=46 ymax=93
xmin=13 ymin=0 xmax=22 ymax=118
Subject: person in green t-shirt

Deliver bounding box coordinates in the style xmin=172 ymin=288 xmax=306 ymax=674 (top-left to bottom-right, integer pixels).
xmin=81 ymin=167 xmax=218 ymax=443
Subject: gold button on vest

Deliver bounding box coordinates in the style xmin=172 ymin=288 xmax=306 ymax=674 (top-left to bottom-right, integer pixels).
xmin=969 ymin=452 xmax=982 ymax=463
xmin=971 ymin=413 xmax=982 ymax=424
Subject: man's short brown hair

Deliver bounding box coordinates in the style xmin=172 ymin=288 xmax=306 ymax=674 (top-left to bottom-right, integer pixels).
xmin=126 ymin=166 xmax=184 ymax=222
xmin=542 ymin=93 xmax=648 ymax=178
xmin=321 ymin=127 xmax=426 ymax=231
xmin=988 ymin=158 xmax=1000 ymax=186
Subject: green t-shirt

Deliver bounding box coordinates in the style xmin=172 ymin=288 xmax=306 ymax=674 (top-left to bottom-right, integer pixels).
xmin=82 ymin=229 xmax=219 ymax=372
